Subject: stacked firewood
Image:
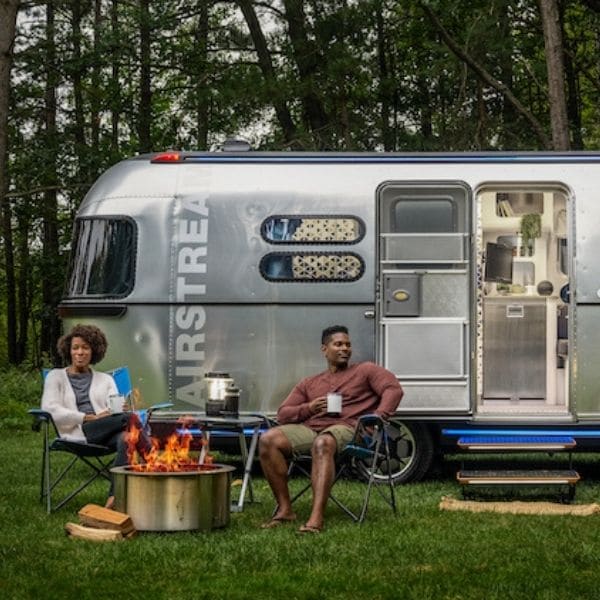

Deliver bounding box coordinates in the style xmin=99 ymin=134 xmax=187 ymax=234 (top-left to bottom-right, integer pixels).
xmin=65 ymin=504 xmax=136 ymax=541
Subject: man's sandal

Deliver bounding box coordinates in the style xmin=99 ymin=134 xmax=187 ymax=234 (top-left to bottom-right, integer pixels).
xmin=297 ymin=524 xmax=322 ymax=534
xmin=260 ymin=516 xmax=296 ymax=529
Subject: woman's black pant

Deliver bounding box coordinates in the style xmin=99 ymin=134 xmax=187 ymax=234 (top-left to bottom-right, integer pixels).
xmin=83 ymin=413 xmax=151 ymax=495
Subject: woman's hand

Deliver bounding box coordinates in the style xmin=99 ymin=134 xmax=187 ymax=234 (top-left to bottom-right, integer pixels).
xmin=83 ymin=410 xmax=111 ymax=422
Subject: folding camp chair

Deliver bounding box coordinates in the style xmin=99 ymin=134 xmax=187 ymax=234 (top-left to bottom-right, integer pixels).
xmin=29 ymin=408 xmax=115 ymax=513
xmin=284 ymin=414 xmax=397 ymax=524
xmin=31 ymin=366 xmax=172 ymax=513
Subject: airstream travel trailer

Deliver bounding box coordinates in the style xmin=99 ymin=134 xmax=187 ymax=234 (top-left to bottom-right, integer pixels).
xmin=59 ymin=149 xmax=600 ymax=482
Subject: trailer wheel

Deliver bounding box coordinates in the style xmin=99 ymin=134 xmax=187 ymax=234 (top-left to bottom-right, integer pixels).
xmin=351 ymin=421 xmax=434 ymax=485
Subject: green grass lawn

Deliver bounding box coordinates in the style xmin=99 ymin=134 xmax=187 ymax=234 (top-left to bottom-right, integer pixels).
xmin=3 ymin=429 xmax=600 ymax=600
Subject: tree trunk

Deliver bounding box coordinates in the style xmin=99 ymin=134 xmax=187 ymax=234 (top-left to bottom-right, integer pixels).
xmin=110 ymin=0 xmax=120 ymax=155
xmin=70 ymin=0 xmax=87 ymax=177
xmin=0 ymin=0 xmax=20 ymax=363
xmin=282 ymin=0 xmax=331 ymax=149
xmin=195 ymin=0 xmax=209 ymax=150
xmin=375 ymin=0 xmax=393 ymax=151
xmin=538 ymin=0 xmax=570 ymax=150
xmin=16 ymin=203 xmax=30 ymax=363
xmin=41 ymin=1 xmax=62 ymax=363
xmin=138 ymin=0 xmax=152 ymax=153
xmin=91 ymin=0 xmax=102 ymax=160
xmin=497 ymin=4 xmax=517 ymax=148
xmin=237 ymin=0 xmax=299 ymax=148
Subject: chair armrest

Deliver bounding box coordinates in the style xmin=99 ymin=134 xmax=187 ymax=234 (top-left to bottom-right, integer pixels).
xmin=147 ymin=402 xmax=174 ymax=415
xmin=28 ymin=409 xmax=54 ymax=433
xmin=356 ymin=413 xmax=385 ymax=427
xmin=248 ymin=412 xmax=277 ymax=429
xmin=28 ymin=408 xmax=52 ymax=420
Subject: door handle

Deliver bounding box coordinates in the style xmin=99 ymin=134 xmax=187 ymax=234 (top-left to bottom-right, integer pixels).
xmin=364 ymin=310 xmax=375 ymax=319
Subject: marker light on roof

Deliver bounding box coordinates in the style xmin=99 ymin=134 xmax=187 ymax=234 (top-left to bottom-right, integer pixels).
xmin=151 ymin=151 xmax=182 ymax=163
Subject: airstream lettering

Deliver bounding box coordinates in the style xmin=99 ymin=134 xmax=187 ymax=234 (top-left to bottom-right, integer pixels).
xmin=59 ymin=150 xmax=600 ymax=482
xmin=173 ymin=195 xmax=210 ymax=403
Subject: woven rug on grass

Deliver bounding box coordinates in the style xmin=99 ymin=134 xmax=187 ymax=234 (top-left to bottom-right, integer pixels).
xmin=439 ymin=495 xmax=600 ymax=516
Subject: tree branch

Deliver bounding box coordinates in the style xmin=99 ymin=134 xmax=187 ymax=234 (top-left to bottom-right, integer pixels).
xmin=420 ymin=2 xmax=551 ymax=148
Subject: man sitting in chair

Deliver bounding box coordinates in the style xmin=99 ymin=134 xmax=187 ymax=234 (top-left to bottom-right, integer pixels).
xmin=259 ymin=325 xmax=403 ymax=533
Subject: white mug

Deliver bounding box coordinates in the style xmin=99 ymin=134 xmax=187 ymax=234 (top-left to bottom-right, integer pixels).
xmin=327 ymin=392 xmax=342 ymax=415
xmin=108 ymin=394 xmax=126 ymax=414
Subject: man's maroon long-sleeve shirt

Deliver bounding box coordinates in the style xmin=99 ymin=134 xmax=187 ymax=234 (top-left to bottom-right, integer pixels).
xmin=276 ymin=362 xmax=403 ymax=431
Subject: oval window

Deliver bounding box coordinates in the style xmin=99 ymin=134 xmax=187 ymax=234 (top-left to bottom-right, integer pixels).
xmin=260 ymin=252 xmax=364 ymax=282
xmin=261 ymin=216 xmax=365 ymax=244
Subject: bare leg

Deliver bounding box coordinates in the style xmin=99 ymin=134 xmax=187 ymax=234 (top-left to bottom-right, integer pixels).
xmin=303 ymin=433 xmax=337 ymax=530
xmin=259 ymin=428 xmax=296 ymax=521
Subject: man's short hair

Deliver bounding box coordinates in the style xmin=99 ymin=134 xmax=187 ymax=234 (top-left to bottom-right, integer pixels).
xmin=321 ymin=325 xmax=349 ymax=345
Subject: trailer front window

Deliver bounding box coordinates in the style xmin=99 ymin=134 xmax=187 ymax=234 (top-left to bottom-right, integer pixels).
xmin=65 ymin=217 xmax=136 ymax=297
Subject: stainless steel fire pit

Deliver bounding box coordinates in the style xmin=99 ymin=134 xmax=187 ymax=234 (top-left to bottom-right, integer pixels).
xmin=111 ymin=464 xmax=236 ymax=532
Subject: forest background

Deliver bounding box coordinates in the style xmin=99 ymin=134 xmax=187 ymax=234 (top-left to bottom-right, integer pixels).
xmin=0 ymin=0 xmax=599 ymax=369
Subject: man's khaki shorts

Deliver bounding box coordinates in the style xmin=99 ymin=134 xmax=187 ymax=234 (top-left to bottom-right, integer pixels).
xmin=277 ymin=423 xmax=354 ymax=454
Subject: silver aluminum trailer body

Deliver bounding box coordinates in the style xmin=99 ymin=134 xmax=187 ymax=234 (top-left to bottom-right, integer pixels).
xmin=59 ymin=151 xmax=600 ymax=480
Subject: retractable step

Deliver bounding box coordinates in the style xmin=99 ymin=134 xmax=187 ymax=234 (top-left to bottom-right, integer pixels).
xmin=457 ymin=469 xmax=580 ymax=486
xmin=457 ymin=435 xmax=576 ymax=452
xmin=449 ymin=433 xmax=580 ymax=501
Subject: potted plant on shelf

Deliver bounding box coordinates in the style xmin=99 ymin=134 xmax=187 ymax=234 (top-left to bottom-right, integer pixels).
xmin=519 ymin=213 xmax=541 ymax=256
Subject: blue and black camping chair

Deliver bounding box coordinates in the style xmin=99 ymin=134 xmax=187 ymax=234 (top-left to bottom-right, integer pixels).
xmin=30 ymin=366 xmax=172 ymax=513
xmin=281 ymin=414 xmax=397 ymax=524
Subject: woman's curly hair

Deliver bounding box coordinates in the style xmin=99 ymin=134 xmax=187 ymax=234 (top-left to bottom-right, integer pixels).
xmin=57 ymin=324 xmax=108 ymax=365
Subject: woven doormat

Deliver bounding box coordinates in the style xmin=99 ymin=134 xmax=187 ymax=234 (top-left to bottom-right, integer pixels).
xmin=439 ymin=495 xmax=600 ymax=516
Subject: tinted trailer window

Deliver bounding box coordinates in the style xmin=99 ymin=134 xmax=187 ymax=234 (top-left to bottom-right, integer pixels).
xmin=66 ymin=218 xmax=136 ymax=297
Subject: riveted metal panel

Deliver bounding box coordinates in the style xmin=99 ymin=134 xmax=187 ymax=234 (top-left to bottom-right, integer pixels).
xmin=572 ymin=305 xmax=600 ymax=416
xmin=575 ymin=188 xmax=600 ymax=303
xmin=397 ymin=382 xmax=469 ymax=412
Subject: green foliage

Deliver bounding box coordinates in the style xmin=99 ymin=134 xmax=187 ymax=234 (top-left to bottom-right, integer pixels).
xmin=3 ymin=0 xmax=600 ymax=364
xmin=520 ymin=213 xmax=543 ymax=245
xmin=0 ymin=368 xmax=42 ymax=431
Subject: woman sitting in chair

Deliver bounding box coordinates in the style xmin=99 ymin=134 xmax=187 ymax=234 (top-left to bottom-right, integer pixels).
xmin=41 ymin=323 xmax=151 ymax=508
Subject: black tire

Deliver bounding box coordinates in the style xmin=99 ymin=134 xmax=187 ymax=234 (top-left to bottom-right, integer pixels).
xmin=352 ymin=420 xmax=434 ymax=485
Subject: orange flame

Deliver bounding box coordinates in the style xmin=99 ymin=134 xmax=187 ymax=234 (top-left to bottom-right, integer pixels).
xmin=126 ymin=418 xmax=213 ymax=472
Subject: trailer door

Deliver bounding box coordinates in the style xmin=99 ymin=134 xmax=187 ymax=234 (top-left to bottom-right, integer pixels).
xmin=377 ymin=182 xmax=472 ymax=413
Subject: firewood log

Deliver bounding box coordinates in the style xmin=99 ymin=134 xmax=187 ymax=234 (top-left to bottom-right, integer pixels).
xmin=78 ymin=503 xmax=136 ymax=535
xmin=65 ymin=522 xmax=124 ymax=541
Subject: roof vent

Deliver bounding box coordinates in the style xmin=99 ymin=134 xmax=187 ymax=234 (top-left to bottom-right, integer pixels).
xmin=221 ymin=138 xmax=251 ymax=152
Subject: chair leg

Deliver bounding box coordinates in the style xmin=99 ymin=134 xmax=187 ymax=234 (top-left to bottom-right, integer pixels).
xmin=277 ymin=456 xmax=360 ymax=522
xmin=45 ymin=453 xmax=113 ymax=513
xmin=41 ymin=427 xmax=51 ymax=514
xmin=329 ymin=464 xmax=359 ymax=522
xmin=358 ymin=435 xmax=381 ymax=524
xmin=357 ymin=427 xmax=397 ymax=524
xmin=384 ymin=432 xmax=397 ymax=514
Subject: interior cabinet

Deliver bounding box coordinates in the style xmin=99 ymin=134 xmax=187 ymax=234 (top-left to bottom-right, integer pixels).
xmin=483 ymin=297 xmax=546 ymax=401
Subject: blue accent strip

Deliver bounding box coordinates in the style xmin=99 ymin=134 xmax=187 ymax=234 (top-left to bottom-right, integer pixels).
xmin=443 ymin=428 xmax=600 ymax=438
xmin=177 ymin=427 xmax=264 ymax=437
xmin=458 ymin=435 xmax=575 ymax=445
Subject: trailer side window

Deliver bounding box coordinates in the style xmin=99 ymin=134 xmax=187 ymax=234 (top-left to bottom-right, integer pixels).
xmin=392 ymin=198 xmax=456 ymax=233
xmin=260 ymin=252 xmax=364 ymax=282
xmin=65 ymin=217 xmax=136 ymax=297
xmin=261 ymin=216 xmax=364 ymax=243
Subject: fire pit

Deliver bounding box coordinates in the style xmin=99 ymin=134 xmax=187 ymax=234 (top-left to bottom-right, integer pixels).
xmin=111 ymin=464 xmax=235 ymax=531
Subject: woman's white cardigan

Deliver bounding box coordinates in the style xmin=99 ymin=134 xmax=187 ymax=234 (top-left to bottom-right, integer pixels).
xmin=41 ymin=368 xmax=118 ymax=441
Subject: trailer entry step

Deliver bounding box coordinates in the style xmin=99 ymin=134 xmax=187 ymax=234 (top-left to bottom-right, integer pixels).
xmin=457 ymin=435 xmax=576 ymax=452
xmin=457 ymin=469 xmax=580 ymax=486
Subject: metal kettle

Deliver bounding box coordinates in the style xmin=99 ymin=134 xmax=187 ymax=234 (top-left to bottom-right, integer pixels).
xmin=202 ymin=371 xmax=234 ymax=402
xmin=203 ymin=372 xmax=234 ymax=416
